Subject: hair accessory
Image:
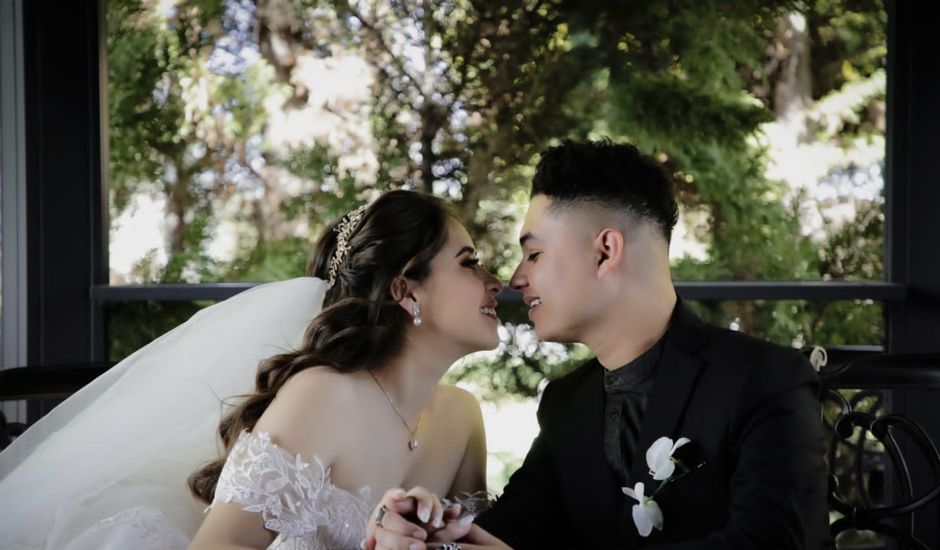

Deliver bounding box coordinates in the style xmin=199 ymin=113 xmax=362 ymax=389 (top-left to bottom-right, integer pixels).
xmin=327 ymin=203 xmax=369 ymax=288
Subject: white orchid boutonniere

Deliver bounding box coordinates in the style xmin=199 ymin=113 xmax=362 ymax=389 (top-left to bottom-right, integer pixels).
xmin=622 ymin=436 xmax=704 ymax=537
xmin=621 ymin=482 xmax=662 ymax=537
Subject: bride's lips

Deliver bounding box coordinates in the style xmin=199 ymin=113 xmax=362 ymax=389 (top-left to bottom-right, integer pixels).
xmin=480 ymin=304 xmax=499 ymax=321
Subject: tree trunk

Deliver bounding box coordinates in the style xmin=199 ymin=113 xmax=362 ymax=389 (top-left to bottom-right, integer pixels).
xmin=772 ymin=12 xmax=814 ymax=146
xmin=166 ymin=157 xmax=189 ymax=255
xmin=419 ymin=102 xmax=438 ymax=195
xmin=255 ymin=0 xmax=309 ymax=107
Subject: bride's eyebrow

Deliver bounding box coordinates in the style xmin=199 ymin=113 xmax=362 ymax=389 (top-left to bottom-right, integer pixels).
xmin=455 ymin=246 xmax=476 ymax=258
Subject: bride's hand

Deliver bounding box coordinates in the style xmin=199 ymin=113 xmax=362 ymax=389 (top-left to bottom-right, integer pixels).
xmin=364 ymin=486 xmax=458 ymax=550
xmin=426 ymin=509 xmax=474 ymax=544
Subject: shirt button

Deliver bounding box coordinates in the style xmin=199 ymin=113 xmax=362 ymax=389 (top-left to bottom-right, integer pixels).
xmin=608 ymin=410 xmax=618 ymax=419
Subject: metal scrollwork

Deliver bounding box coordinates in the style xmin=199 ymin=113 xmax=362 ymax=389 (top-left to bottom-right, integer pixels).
xmin=815 ymin=348 xmax=940 ymax=549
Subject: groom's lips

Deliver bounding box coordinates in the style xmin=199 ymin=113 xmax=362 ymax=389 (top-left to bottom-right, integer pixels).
xmin=526 ymin=297 xmax=542 ymax=320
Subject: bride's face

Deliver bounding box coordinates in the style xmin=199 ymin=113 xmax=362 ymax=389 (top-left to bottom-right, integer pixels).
xmin=413 ymin=217 xmax=502 ymax=353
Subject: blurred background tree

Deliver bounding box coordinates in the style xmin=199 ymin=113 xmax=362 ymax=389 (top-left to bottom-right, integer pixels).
xmin=105 ymin=0 xmax=887 ymax=495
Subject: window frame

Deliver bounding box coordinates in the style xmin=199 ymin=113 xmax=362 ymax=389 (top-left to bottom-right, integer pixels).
xmin=23 ymin=0 xmax=935 ymax=369
xmin=13 ymin=0 xmax=940 ymax=543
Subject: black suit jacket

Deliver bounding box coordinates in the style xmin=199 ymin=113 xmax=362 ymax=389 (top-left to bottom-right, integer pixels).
xmin=475 ymin=301 xmax=833 ymax=549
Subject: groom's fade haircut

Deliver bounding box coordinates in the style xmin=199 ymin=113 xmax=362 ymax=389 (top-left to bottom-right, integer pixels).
xmin=532 ymin=138 xmax=679 ymax=243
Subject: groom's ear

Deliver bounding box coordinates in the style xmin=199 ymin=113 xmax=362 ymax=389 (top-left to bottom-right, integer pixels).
xmin=594 ymin=227 xmax=624 ymax=278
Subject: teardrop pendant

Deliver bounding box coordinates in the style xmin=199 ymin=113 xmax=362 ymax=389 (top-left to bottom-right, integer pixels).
xmin=408 ymin=438 xmax=420 ymax=451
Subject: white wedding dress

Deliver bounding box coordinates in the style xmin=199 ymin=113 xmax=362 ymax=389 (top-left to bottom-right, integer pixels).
xmin=54 ymin=430 xmax=376 ymax=550
xmin=0 ymin=278 xmax=382 ymax=550
xmin=210 ymin=430 xmax=374 ymax=549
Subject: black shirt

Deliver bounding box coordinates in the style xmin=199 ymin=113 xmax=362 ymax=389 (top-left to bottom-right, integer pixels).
xmin=602 ymin=336 xmax=664 ymax=485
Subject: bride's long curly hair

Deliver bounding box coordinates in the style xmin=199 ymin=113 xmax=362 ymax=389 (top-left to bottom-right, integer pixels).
xmin=188 ymin=190 xmax=451 ymax=503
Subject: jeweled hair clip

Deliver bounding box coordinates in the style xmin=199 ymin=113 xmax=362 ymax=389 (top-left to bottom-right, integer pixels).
xmin=327 ymin=203 xmax=369 ymax=288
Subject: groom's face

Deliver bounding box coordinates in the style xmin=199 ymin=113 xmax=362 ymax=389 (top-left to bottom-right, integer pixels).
xmin=510 ymin=194 xmax=600 ymax=343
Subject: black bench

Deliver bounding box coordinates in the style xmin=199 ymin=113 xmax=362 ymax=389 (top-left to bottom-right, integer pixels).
xmin=814 ymin=349 xmax=940 ymax=549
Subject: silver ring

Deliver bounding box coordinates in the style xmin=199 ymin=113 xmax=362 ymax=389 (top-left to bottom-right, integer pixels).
xmin=434 ymin=545 xmax=461 ymax=550
xmin=375 ymin=504 xmax=389 ymax=527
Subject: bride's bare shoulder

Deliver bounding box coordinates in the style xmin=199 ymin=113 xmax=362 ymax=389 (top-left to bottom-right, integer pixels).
xmin=283 ymin=364 xmax=354 ymax=389
xmin=252 ymin=366 xmax=359 ymax=461
xmin=434 ymin=383 xmax=478 ymax=405
xmin=272 ymin=366 xmax=360 ymax=413
xmin=433 ymin=384 xmax=483 ymax=426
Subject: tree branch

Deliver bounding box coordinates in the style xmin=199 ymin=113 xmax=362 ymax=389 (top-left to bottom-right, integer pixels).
xmin=347 ymin=3 xmax=428 ymax=102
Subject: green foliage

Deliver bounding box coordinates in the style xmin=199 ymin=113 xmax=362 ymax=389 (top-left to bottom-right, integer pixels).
xmin=107 ymin=301 xmax=210 ymax=362
xmin=278 ymin=144 xmax=370 ymax=229
xmin=108 ymin=0 xmax=284 ymax=283
xmin=817 ymin=198 xmax=883 ymax=281
xmin=160 ymin=200 xmax=221 ymax=282
xmin=107 ymin=0 xmax=888 ymax=397
xmin=808 ymin=0 xmax=887 ymax=97
xmin=225 ymin=236 xmax=311 ymax=282
xmin=319 ymin=0 xmax=607 ymax=270
xmin=686 ymin=299 xmax=883 ymax=349
xmin=603 ymin=72 xmax=811 ymax=281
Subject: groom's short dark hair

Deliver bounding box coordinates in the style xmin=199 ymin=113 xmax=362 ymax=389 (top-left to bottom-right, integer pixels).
xmin=532 ymin=138 xmax=679 ymax=243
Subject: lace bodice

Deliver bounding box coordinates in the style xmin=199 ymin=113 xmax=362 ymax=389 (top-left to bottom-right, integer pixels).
xmin=213 ymin=430 xmax=375 ymax=549
xmin=55 ymin=430 xmax=488 ymax=550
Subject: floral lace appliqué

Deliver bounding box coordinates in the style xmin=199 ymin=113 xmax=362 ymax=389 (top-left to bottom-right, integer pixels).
xmin=213 ymin=431 xmax=373 ymax=550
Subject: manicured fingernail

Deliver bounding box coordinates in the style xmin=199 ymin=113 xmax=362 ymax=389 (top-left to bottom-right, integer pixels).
xmin=459 ymin=515 xmax=474 ymax=526
xmin=412 ymin=530 xmax=426 ymax=540
xmin=418 ymin=506 xmax=430 ymax=523
xmin=410 ymin=544 xmax=423 ymax=550
xmin=433 ymin=518 xmax=444 ymax=528
xmin=359 ymin=541 xmax=367 ymax=550
xmin=392 ymin=488 xmax=406 ymax=498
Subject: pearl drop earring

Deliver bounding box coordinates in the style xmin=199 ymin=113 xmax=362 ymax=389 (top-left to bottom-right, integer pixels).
xmin=412 ymin=303 xmax=422 ymax=326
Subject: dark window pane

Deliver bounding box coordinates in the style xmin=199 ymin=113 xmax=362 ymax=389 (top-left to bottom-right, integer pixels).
xmin=106 ymin=300 xmax=211 ymax=362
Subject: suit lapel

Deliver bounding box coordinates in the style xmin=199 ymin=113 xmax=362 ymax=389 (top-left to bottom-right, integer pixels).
xmin=555 ymin=360 xmax=625 ymax=544
xmin=624 ymin=300 xmax=711 ymax=544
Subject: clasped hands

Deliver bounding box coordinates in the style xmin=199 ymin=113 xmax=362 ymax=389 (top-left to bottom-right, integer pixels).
xmin=362 ymin=487 xmax=509 ymax=550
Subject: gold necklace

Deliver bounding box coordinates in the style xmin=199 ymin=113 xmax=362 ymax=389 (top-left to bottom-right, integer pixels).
xmin=368 ymin=370 xmax=421 ymax=451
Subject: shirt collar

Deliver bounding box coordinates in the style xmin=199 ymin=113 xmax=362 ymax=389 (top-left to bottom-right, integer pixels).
xmin=603 ymin=336 xmax=664 ymax=393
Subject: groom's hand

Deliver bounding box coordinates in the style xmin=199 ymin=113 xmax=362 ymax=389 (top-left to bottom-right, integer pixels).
xmin=431 ymin=524 xmax=512 ymax=550
xmin=364 ymin=487 xmax=460 ymax=550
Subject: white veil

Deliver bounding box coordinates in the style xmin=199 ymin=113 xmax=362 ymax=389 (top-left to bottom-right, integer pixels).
xmin=0 ymin=277 xmax=329 ymax=549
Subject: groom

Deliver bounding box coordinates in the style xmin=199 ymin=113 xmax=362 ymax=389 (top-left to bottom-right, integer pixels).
xmin=372 ymin=139 xmax=832 ymax=548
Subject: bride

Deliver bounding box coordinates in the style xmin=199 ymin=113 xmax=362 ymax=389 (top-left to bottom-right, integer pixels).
xmin=0 ymin=190 xmax=502 ymax=549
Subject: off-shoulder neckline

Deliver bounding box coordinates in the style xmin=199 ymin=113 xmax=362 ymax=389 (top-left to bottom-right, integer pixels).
xmin=237 ymin=430 xmax=375 ymax=506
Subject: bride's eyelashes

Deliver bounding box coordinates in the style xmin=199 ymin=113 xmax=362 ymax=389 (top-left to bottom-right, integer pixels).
xmin=526 ymin=252 xmax=541 ymax=263
xmin=460 ymin=257 xmax=481 ymax=269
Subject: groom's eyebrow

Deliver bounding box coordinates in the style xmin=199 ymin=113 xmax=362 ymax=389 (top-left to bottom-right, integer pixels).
xmin=455 ymin=246 xmax=475 ymax=257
